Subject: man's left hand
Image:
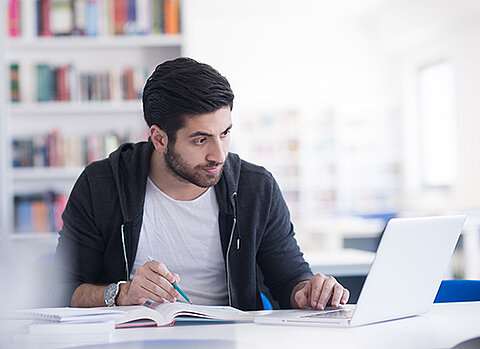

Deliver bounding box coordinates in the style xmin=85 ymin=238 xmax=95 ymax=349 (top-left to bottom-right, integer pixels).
xmin=292 ymin=273 xmax=350 ymax=310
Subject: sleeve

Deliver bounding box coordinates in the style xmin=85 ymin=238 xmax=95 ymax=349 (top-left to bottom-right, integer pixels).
xmin=47 ymin=170 xmax=106 ymax=306
xmin=256 ymin=177 xmax=313 ymax=308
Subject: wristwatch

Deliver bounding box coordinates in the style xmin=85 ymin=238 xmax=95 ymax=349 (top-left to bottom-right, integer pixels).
xmin=104 ymin=281 xmax=126 ymax=307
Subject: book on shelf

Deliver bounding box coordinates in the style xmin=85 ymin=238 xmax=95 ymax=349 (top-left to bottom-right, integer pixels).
xmin=164 ymin=0 xmax=179 ymax=34
xmin=33 ymin=63 xmax=146 ymax=102
xmin=39 ymin=0 xmax=53 ymax=36
xmin=9 ymin=63 xmax=21 ymax=102
xmin=8 ymin=0 xmax=22 ymax=37
xmin=12 ymin=130 xmax=145 ymax=169
xmin=14 ymin=191 xmax=67 ymax=233
xmin=31 ymin=200 xmax=50 ymax=233
xmin=85 ymin=0 xmax=99 ymax=36
xmin=50 ymin=0 xmax=74 ymax=35
xmin=27 ymin=0 xmax=181 ymax=37
xmin=72 ymin=0 xmax=86 ymax=35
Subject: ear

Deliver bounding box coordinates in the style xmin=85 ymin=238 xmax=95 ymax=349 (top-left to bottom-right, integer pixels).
xmin=150 ymin=125 xmax=168 ymax=152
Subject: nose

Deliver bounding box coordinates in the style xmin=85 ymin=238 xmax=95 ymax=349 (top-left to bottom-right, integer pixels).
xmin=206 ymin=138 xmax=227 ymax=164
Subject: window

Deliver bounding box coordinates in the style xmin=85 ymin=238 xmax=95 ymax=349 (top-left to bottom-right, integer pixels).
xmin=417 ymin=61 xmax=457 ymax=187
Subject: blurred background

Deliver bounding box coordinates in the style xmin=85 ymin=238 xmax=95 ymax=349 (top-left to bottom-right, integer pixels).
xmin=1 ymin=0 xmax=480 ymax=309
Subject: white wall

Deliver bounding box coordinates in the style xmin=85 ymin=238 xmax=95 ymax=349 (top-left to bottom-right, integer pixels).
xmin=182 ymin=0 xmax=392 ymax=113
xmin=386 ymin=9 xmax=480 ymax=211
xmin=181 ymin=0 xmax=480 ymax=213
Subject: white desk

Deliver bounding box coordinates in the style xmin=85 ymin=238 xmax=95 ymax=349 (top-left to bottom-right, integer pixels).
xmin=5 ymin=302 xmax=480 ymax=349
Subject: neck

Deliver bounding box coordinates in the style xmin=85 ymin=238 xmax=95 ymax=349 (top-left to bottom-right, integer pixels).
xmin=148 ymin=150 xmax=208 ymax=201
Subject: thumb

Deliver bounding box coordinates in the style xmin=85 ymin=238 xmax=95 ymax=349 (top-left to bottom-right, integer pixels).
xmin=172 ymin=273 xmax=180 ymax=284
xmin=295 ymin=282 xmax=310 ymax=308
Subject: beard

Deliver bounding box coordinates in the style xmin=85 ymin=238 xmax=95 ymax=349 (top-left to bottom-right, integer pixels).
xmin=164 ymin=143 xmax=224 ymax=188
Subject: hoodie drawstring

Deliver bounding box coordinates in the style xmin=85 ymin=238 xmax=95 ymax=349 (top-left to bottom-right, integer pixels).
xmin=120 ymin=224 xmax=129 ymax=281
xmin=233 ymin=192 xmax=240 ymax=250
xmin=226 ymin=191 xmax=239 ymax=306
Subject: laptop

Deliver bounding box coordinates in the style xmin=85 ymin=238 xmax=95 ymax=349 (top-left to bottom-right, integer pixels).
xmin=254 ymin=215 xmax=466 ymax=327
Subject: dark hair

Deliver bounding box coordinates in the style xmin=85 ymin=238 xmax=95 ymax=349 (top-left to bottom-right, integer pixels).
xmin=142 ymin=57 xmax=234 ymax=142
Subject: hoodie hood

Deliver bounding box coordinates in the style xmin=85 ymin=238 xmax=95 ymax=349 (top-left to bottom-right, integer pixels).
xmin=108 ymin=140 xmax=154 ymax=223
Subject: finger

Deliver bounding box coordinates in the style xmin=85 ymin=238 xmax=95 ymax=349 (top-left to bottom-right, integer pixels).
xmin=145 ymin=273 xmax=181 ymax=301
xmin=144 ymin=262 xmax=181 ymax=300
xmin=330 ymin=283 xmax=344 ymax=307
xmin=340 ymin=288 xmax=350 ymax=305
xmin=148 ymin=261 xmax=176 ymax=283
xmin=317 ymin=276 xmax=337 ymax=310
xmin=306 ymin=282 xmax=312 ymax=307
xmin=135 ymin=265 xmax=180 ymax=301
xmin=295 ymin=283 xmax=310 ymax=308
xmin=127 ymin=279 xmax=166 ymax=305
xmin=138 ymin=284 xmax=171 ymax=303
xmin=310 ymin=274 xmax=326 ymax=308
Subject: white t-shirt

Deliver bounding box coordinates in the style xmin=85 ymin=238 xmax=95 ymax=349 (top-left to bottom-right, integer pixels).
xmin=130 ymin=177 xmax=228 ymax=305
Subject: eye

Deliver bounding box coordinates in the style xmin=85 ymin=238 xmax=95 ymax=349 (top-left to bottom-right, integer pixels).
xmin=221 ymin=129 xmax=231 ymax=138
xmin=194 ymin=138 xmax=207 ymax=145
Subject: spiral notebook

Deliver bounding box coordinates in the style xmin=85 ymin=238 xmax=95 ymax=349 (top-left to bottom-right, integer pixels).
xmin=8 ymin=307 xmax=125 ymax=323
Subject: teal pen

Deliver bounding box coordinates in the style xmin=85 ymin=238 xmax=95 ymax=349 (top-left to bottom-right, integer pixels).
xmin=147 ymin=256 xmax=193 ymax=304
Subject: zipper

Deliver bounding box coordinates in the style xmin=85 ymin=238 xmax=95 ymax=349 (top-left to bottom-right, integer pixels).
xmin=120 ymin=224 xmax=129 ymax=281
xmin=225 ymin=191 xmax=238 ymax=306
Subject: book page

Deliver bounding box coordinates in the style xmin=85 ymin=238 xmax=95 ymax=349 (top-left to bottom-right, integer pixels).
xmin=145 ymin=301 xmax=253 ymax=321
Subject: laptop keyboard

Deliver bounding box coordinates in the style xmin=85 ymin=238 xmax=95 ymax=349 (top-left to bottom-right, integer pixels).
xmin=300 ymin=308 xmax=355 ymax=319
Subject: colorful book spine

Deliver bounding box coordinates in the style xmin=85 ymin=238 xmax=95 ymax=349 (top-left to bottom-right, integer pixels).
xmin=15 ymin=198 xmax=33 ymax=233
xmin=36 ymin=63 xmax=146 ymax=102
xmin=72 ymin=0 xmax=86 ymax=35
xmin=164 ymin=0 xmax=179 ymax=34
xmin=11 ymin=130 xmax=146 ymax=169
xmin=125 ymin=0 xmax=137 ymax=34
xmin=152 ymin=0 xmax=164 ymax=34
xmin=10 ymin=63 xmax=21 ymax=102
xmin=135 ymin=0 xmax=151 ymax=35
xmin=85 ymin=0 xmax=98 ymax=36
xmin=113 ymin=0 xmax=127 ymax=35
xmin=9 ymin=0 xmax=22 ymax=37
xmin=50 ymin=0 xmax=74 ymax=35
xmin=14 ymin=192 xmax=68 ymax=233
xmin=30 ymin=0 xmax=180 ymax=37
xmin=40 ymin=0 xmax=53 ymax=36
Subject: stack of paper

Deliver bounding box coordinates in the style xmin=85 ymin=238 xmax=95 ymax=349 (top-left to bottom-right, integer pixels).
xmin=9 ymin=307 xmax=125 ymax=345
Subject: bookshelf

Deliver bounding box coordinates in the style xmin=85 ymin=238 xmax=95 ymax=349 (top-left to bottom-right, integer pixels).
xmin=235 ymin=107 xmax=400 ymax=224
xmin=2 ymin=0 xmax=182 ymax=239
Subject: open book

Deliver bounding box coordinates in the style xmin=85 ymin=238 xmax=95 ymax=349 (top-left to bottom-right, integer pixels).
xmin=115 ymin=300 xmax=253 ymax=328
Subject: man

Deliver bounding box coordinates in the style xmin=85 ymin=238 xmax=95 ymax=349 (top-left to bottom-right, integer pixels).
xmin=49 ymin=57 xmax=349 ymax=311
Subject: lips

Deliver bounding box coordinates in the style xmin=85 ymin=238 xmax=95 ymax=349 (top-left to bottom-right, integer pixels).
xmin=203 ymin=166 xmax=221 ymax=175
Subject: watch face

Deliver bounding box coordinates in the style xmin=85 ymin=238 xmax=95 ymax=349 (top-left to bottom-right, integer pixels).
xmin=104 ymin=283 xmax=118 ymax=305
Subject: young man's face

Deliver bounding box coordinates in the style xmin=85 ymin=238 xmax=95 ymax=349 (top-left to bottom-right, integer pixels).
xmin=165 ymin=107 xmax=232 ymax=188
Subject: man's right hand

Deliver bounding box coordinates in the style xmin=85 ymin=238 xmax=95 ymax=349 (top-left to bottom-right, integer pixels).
xmin=117 ymin=260 xmax=181 ymax=306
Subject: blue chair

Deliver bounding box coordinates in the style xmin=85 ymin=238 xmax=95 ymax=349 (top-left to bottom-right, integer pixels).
xmin=261 ymin=292 xmax=273 ymax=310
xmin=434 ymin=279 xmax=480 ymax=303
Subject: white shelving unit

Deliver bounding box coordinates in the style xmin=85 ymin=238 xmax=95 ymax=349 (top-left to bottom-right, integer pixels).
xmin=1 ymin=1 xmax=183 ymax=239
xmin=0 ymin=17 xmax=9 ymax=240
xmin=235 ymin=106 xmax=400 ymax=224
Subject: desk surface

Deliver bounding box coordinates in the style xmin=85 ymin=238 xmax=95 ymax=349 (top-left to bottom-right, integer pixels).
xmin=5 ymin=302 xmax=480 ymax=349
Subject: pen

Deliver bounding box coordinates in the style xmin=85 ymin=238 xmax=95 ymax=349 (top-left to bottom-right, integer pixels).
xmin=147 ymin=256 xmax=192 ymax=304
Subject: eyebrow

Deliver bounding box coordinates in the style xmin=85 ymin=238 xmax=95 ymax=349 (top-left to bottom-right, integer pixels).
xmin=188 ymin=124 xmax=233 ymax=138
